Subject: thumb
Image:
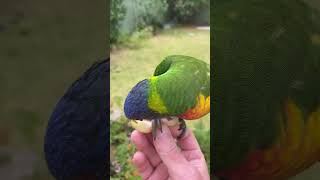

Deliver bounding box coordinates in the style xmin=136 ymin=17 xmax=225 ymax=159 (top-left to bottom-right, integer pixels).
xmin=153 ymin=125 xmax=187 ymax=166
xmin=153 ymin=125 xmax=195 ymax=178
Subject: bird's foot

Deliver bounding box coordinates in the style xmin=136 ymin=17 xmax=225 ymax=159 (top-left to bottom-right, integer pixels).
xmin=177 ymin=118 xmax=186 ymax=139
xmin=152 ymin=118 xmax=162 ymax=140
xmin=152 ymin=118 xmax=186 ymax=140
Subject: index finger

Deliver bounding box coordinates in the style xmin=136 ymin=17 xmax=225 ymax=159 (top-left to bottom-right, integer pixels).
xmin=131 ymin=130 xmax=162 ymax=167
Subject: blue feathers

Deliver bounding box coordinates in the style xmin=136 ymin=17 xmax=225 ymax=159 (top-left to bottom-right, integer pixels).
xmin=44 ymin=59 xmax=109 ymax=180
xmin=124 ymin=79 xmax=160 ymax=120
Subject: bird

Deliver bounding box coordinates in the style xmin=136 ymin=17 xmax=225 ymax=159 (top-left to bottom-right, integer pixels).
xmin=44 ymin=59 xmax=110 ymax=180
xmin=124 ymin=55 xmax=210 ymax=139
xmin=212 ymin=0 xmax=320 ymax=179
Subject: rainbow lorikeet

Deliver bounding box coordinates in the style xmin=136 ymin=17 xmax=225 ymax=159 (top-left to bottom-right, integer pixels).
xmin=212 ymin=0 xmax=320 ymax=179
xmin=124 ymin=55 xmax=210 ymax=138
xmin=44 ymin=59 xmax=109 ymax=180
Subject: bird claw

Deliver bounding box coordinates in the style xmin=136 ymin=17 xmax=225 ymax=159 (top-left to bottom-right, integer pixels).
xmin=158 ymin=119 xmax=163 ymax=133
xmin=152 ymin=118 xmax=186 ymax=140
xmin=152 ymin=118 xmax=162 ymax=140
xmin=177 ymin=118 xmax=186 ymax=139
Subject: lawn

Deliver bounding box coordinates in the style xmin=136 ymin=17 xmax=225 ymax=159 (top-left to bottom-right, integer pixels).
xmin=110 ymin=26 xmax=210 ymax=179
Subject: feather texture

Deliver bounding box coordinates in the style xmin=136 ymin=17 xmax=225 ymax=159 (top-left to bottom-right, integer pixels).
xmin=44 ymin=60 xmax=109 ymax=180
xmin=150 ymin=55 xmax=210 ymax=117
xmin=124 ymin=55 xmax=210 ymax=120
xmin=212 ymin=0 xmax=320 ymax=178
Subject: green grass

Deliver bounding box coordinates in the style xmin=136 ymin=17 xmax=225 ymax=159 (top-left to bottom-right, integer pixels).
xmin=110 ymin=26 xmax=210 ymax=179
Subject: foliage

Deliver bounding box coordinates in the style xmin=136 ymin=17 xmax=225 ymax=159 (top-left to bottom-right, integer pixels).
xmin=111 ymin=0 xmax=210 ymax=46
xmin=193 ymin=127 xmax=211 ymax=171
xmin=111 ymin=0 xmax=126 ymax=44
xmin=134 ymin=0 xmax=168 ymax=33
xmin=117 ymin=26 xmax=153 ymax=49
xmin=111 ymin=0 xmax=167 ymax=47
xmin=110 ymin=117 xmax=140 ymax=179
xmin=167 ymin=0 xmax=209 ymax=23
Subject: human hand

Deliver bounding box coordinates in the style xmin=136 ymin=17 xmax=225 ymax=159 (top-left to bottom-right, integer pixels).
xmin=130 ymin=124 xmax=210 ymax=180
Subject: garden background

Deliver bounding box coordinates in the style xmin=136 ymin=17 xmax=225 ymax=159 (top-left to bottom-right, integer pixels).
xmin=110 ymin=0 xmax=211 ymax=179
xmin=1 ymin=0 xmax=320 ymax=179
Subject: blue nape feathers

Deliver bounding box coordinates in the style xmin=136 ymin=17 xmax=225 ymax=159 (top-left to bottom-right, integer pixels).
xmin=124 ymin=79 xmax=161 ymax=120
xmin=44 ymin=59 xmax=110 ymax=180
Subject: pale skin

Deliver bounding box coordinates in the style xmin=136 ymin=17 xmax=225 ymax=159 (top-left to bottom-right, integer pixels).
xmin=130 ymin=124 xmax=210 ymax=180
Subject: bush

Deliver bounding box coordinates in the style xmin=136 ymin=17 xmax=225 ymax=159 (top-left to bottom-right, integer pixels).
xmin=110 ymin=117 xmax=139 ymax=179
xmin=117 ymin=26 xmax=153 ymax=49
xmin=111 ymin=0 xmax=167 ymax=47
xmin=192 ymin=119 xmax=211 ymax=171
xmin=110 ymin=0 xmax=126 ymax=44
xmin=134 ymin=0 xmax=168 ymax=33
xmin=194 ymin=128 xmax=211 ymax=171
xmin=167 ymin=0 xmax=209 ymax=23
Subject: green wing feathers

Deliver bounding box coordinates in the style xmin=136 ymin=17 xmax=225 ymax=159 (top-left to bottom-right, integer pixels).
xmin=149 ymin=55 xmax=210 ymax=115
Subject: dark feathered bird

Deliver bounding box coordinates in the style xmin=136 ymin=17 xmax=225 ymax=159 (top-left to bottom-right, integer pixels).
xmin=44 ymin=59 xmax=110 ymax=180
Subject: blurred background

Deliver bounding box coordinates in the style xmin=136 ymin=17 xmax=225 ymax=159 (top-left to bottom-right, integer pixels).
xmin=0 ymin=0 xmax=107 ymax=179
xmin=1 ymin=0 xmax=319 ymax=179
xmin=211 ymin=0 xmax=320 ymax=180
xmin=110 ymin=0 xmax=210 ymax=179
